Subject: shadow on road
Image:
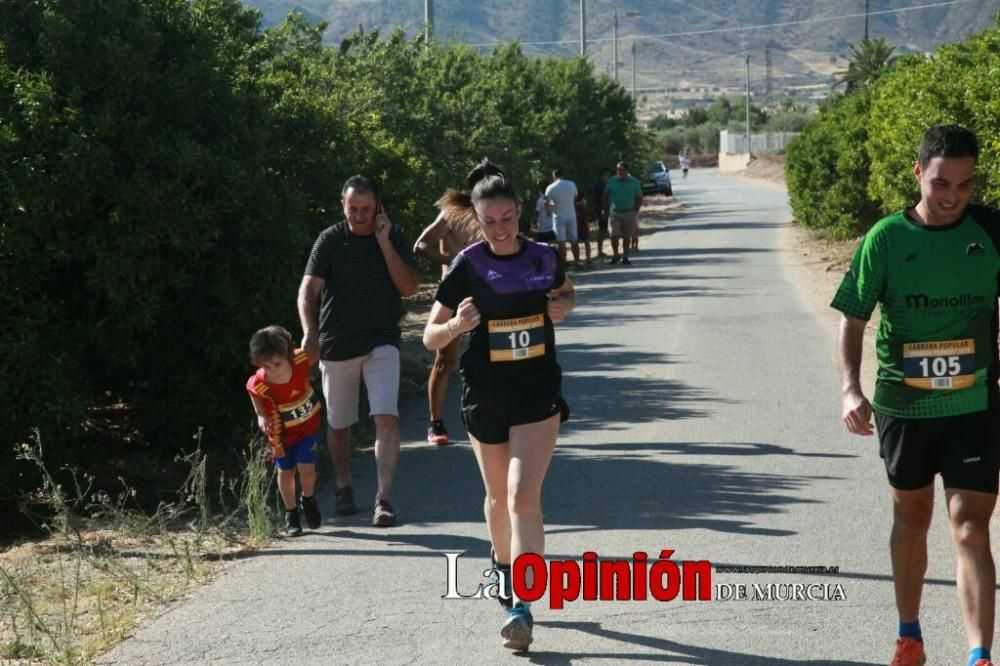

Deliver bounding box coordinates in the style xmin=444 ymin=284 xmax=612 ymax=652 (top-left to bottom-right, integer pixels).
xmin=523 ymin=620 xmax=882 ymax=665
xmin=667 ymin=220 xmax=791 ymax=232
xmin=557 ymin=440 xmax=854 ymax=460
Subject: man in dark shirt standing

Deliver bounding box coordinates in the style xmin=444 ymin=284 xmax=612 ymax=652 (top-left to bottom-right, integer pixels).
xmin=298 ymin=175 xmax=421 ymax=527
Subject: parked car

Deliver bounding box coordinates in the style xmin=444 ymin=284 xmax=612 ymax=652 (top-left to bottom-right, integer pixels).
xmin=642 ymin=160 xmax=673 ymax=196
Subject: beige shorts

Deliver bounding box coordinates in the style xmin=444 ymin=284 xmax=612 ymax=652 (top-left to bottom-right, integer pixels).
xmin=610 ymin=210 xmax=638 ymax=237
xmin=320 ymin=344 xmax=400 ymax=429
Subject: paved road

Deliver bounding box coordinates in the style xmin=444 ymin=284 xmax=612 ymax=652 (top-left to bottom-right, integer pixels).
xmin=102 ymin=170 xmax=971 ymax=665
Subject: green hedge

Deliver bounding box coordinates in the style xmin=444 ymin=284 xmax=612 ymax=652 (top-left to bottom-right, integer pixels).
xmin=867 ymin=28 xmax=1000 ymax=211
xmin=785 ymin=88 xmax=881 ymax=239
xmin=786 ymin=19 xmax=1000 ymax=237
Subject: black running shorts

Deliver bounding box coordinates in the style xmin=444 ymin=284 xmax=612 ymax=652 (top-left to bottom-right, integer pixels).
xmin=461 ymin=382 xmax=569 ymax=445
xmin=875 ymin=407 xmax=1000 ymax=494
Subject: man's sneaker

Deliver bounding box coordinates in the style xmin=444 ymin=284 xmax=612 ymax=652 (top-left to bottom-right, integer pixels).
xmin=334 ymin=486 xmax=358 ymax=516
xmin=300 ymin=495 xmax=322 ymax=529
xmin=501 ymin=606 xmax=533 ymax=651
xmin=373 ymin=499 xmax=397 ymax=527
xmin=973 ymin=660 xmax=995 ymax=666
xmin=284 ymin=508 xmax=303 ymax=537
xmin=621 ymin=257 xmax=632 ymax=265
xmin=890 ymin=637 xmax=926 ymax=666
xmin=610 ymin=256 xmax=620 ymax=265
xmin=427 ymin=420 xmax=449 ymax=445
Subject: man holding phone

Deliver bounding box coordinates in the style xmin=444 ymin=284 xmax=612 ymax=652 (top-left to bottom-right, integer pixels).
xmin=299 ymin=175 xmax=421 ymax=527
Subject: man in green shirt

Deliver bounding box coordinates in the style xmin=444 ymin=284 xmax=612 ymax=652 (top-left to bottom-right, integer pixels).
xmin=601 ymin=161 xmax=643 ymax=265
xmin=832 ymin=125 xmax=1000 ymax=666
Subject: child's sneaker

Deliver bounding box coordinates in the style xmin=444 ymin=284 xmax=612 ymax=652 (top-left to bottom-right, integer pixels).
xmin=284 ymin=508 xmax=303 ymax=537
xmin=501 ymin=605 xmax=533 ymax=651
xmin=427 ymin=420 xmax=449 ymax=445
xmin=300 ymin=495 xmax=322 ymax=529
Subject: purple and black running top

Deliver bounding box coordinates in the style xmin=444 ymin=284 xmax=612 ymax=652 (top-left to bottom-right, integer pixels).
xmin=435 ymin=238 xmax=566 ymax=391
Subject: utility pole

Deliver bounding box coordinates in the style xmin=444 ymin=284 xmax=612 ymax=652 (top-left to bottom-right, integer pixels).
xmin=580 ymin=0 xmax=586 ymax=56
xmin=631 ymin=41 xmax=638 ymax=98
xmin=425 ymin=0 xmax=433 ymax=41
xmin=745 ymin=53 xmax=752 ymax=156
xmin=612 ymin=11 xmax=618 ymax=81
xmin=765 ymin=42 xmax=772 ymax=150
xmin=864 ymin=0 xmax=870 ymax=40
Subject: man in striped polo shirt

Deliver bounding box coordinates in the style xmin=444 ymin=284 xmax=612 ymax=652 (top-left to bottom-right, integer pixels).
xmin=299 ymin=175 xmax=421 ymax=528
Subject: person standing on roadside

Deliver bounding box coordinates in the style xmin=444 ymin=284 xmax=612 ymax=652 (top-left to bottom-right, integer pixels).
xmin=298 ymin=175 xmax=421 ymax=528
xmin=602 ymin=161 xmax=643 ymax=266
xmin=832 ymin=124 xmax=1000 ymax=666
xmin=545 ymin=168 xmax=581 ymax=268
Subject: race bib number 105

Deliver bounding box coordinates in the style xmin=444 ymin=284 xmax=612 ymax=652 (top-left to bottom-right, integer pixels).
xmin=902 ymin=338 xmax=975 ymax=390
xmin=488 ymin=314 xmax=545 ymax=362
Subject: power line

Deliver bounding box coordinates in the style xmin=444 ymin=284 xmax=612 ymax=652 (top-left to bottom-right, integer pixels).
xmin=468 ymin=0 xmax=982 ymax=48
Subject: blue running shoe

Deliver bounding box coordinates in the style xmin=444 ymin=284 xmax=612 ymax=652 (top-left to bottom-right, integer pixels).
xmin=501 ymin=606 xmax=533 ymax=651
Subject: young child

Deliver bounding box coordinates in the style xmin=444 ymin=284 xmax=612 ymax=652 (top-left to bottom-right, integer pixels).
xmin=246 ymin=325 xmax=322 ymax=536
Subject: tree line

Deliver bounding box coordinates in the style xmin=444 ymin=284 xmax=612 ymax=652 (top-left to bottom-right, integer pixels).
xmin=785 ymin=24 xmax=1000 ymax=238
xmin=0 ymin=0 xmax=649 ymax=498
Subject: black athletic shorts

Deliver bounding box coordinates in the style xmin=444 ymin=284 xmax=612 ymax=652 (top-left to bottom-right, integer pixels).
xmin=461 ymin=381 xmax=570 ymax=445
xmin=597 ymin=213 xmax=609 ymax=233
xmin=536 ymin=230 xmax=557 ymax=243
xmin=875 ymin=407 xmax=1000 ymax=494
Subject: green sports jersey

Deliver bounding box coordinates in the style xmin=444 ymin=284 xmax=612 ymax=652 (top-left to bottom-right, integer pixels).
xmin=830 ymin=206 xmax=1000 ymax=418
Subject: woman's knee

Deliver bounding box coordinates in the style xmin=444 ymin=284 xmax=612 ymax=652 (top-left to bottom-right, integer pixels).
xmin=435 ymin=346 xmax=459 ymax=375
xmin=507 ymin=484 xmax=541 ymax=517
xmin=484 ymin=488 xmax=507 ymax=513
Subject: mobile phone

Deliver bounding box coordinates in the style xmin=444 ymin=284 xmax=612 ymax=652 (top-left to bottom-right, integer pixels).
xmin=376 ymin=200 xmax=387 ymax=233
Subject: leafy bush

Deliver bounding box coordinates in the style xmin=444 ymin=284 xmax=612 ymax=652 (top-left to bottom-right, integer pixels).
xmin=786 ymin=20 xmax=1000 ymax=239
xmin=785 ymin=88 xmax=881 ymax=238
xmin=868 ymin=32 xmax=1000 ymax=211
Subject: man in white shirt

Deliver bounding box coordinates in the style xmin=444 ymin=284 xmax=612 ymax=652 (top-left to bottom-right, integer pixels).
xmin=544 ymin=169 xmax=580 ymax=267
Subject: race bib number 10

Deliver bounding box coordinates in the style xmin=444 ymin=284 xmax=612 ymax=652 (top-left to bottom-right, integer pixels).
xmin=902 ymin=338 xmax=975 ymax=390
xmin=488 ymin=314 xmax=545 ymax=362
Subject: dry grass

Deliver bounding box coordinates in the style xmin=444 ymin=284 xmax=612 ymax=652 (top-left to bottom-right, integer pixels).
xmin=1 ymin=530 xmax=243 ymax=663
xmin=0 ymin=436 xmax=275 ymax=664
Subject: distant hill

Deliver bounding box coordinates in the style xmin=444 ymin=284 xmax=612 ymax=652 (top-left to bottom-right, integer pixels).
xmin=241 ymin=0 xmax=999 ymax=108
